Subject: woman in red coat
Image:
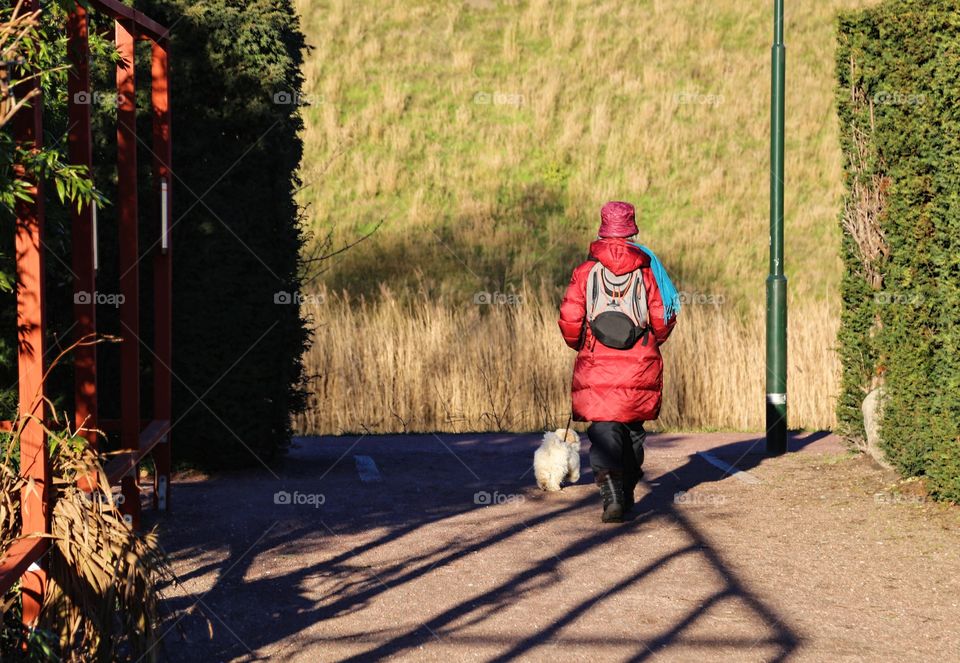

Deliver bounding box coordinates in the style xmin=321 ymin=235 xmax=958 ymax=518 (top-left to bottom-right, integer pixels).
xmin=558 ymin=201 xmax=677 ymax=522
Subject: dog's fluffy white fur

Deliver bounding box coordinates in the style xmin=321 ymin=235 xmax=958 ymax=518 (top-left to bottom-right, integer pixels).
xmin=534 ymin=428 xmax=581 ymax=492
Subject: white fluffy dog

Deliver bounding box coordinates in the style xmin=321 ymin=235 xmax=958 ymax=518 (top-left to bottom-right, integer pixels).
xmin=534 ymin=428 xmax=582 ymax=492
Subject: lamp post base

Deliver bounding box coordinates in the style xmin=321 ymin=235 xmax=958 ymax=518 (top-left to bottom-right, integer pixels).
xmin=766 ymin=395 xmax=787 ymax=455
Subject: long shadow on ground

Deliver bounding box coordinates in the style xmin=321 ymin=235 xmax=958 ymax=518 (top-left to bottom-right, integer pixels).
xmin=151 ymin=432 xmax=827 ymax=661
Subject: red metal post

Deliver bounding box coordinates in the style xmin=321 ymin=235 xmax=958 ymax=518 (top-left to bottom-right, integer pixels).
xmin=12 ymin=0 xmax=49 ymax=625
xmin=0 ymin=0 xmax=176 ymax=618
xmin=67 ymin=5 xmax=98 ymax=451
xmin=151 ymin=41 xmax=173 ymax=510
xmin=116 ymin=19 xmax=141 ymax=528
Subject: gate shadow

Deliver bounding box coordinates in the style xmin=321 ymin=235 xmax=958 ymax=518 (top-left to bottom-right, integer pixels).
xmin=153 ymin=433 xmax=813 ymax=661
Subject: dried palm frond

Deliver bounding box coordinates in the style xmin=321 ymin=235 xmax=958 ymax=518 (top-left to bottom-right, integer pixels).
xmin=1 ymin=416 xmax=171 ymax=662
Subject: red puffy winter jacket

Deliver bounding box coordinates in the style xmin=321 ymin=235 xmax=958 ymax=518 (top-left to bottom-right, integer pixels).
xmin=558 ymin=238 xmax=677 ymax=423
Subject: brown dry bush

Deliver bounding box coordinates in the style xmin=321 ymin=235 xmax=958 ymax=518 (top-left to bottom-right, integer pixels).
xmin=1 ymin=415 xmax=170 ymax=662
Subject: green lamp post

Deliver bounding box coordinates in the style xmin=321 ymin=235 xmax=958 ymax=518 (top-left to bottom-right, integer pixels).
xmin=767 ymin=0 xmax=788 ymax=455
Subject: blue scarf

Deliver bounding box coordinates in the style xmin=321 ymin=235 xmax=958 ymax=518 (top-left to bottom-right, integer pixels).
xmin=632 ymin=244 xmax=680 ymax=323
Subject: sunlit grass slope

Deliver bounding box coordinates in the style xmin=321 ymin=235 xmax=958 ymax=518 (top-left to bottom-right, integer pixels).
xmin=291 ymin=0 xmax=879 ymax=433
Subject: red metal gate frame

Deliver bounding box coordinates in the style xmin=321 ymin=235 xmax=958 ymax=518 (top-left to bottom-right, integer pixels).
xmin=0 ymin=0 xmax=173 ymax=628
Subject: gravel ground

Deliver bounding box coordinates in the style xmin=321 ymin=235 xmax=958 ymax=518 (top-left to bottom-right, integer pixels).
xmin=147 ymin=432 xmax=960 ymax=662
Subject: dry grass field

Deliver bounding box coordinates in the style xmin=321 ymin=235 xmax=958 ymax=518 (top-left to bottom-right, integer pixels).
xmin=291 ymin=0 xmax=878 ymax=434
xmin=295 ymin=288 xmax=838 ymax=434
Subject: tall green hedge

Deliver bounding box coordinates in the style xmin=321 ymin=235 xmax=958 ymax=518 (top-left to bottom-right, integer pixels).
xmin=836 ymin=0 xmax=960 ymax=502
xmin=137 ymin=0 xmax=310 ymax=469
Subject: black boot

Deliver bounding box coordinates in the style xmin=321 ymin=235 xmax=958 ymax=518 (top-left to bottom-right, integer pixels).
xmin=622 ymin=468 xmax=642 ymax=513
xmin=622 ymin=423 xmax=646 ymax=513
xmin=595 ymin=471 xmax=625 ymax=523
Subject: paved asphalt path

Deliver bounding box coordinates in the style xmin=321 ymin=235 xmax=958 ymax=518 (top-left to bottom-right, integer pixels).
xmin=146 ymin=431 xmax=958 ymax=662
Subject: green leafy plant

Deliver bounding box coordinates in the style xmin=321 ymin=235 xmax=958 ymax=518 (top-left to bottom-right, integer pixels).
xmin=0 ymin=1 xmax=106 ymax=222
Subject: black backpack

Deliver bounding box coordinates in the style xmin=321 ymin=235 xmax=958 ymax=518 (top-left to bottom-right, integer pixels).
xmin=585 ymin=261 xmax=650 ymax=350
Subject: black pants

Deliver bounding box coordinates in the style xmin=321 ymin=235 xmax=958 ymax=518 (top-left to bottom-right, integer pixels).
xmin=587 ymin=422 xmax=646 ymax=485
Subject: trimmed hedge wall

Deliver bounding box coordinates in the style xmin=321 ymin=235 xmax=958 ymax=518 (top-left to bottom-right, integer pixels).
xmin=138 ymin=0 xmax=310 ymax=469
xmin=836 ymin=0 xmax=960 ymax=501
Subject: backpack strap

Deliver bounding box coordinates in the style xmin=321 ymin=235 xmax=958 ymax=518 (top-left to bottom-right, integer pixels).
xmin=579 ymin=257 xmax=598 ymax=350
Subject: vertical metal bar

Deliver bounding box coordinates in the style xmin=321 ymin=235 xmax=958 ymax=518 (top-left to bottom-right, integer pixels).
xmin=151 ymin=41 xmax=173 ymax=511
xmin=160 ymin=179 xmax=168 ymax=251
xmin=116 ymin=19 xmax=141 ymax=527
xmin=11 ymin=0 xmax=48 ymax=625
xmin=92 ymin=201 xmax=98 ymax=272
xmin=766 ymin=0 xmax=788 ymax=455
xmin=67 ymin=5 xmax=98 ymax=451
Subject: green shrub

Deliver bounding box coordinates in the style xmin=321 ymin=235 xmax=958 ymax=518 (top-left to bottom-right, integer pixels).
xmin=125 ymin=0 xmax=311 ymax=469
xmin=836 ymin=0 xmax=960 ymax=501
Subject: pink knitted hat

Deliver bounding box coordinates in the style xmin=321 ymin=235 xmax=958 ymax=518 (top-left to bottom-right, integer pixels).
xmin=598 ymin=201 xmax=638 ymax=238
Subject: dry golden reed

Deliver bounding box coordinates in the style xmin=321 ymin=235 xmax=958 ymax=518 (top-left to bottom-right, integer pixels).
xmin=294 ymin=287 xmax=838 ymax=435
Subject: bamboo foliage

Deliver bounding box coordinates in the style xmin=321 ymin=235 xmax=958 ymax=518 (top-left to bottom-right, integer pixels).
xmin=0 ymin=1 xmax=41 ymax=129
